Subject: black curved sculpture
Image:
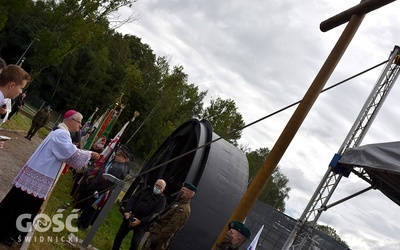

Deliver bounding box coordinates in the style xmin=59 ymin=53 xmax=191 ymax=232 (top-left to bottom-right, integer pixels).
xmin=122 ymin=118 xmax=249 ymax=249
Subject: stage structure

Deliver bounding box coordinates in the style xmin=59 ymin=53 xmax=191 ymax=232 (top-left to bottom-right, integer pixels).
xmin=283 ymin=45 xmax=400 ymax=249
xmin=244 ymin=201 xmax=349 ymax=250
xmin=339 ymin=141 xmax=400 ymax=206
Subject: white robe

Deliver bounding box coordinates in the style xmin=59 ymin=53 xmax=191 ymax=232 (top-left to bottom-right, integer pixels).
xmin=0 ymin=98 xmax=12 ymax=126
xmin=12 ymin=123 xmax=92 ymax=199
xmin=0 ymin=90 xmax=5 ymax=106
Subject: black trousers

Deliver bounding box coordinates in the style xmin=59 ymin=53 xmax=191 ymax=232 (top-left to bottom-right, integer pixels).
xmin=77 ymin=197 xmax=97 ymax=229
xmin=8 ymin=106 xmax=19 ymax=119
xmin=112 ymin=219 xmax=146 ymax=250
xmin=0 ymin=187 xmax=43 ymax=243
xmin=27 ymin=124 xmax=42 ymax=138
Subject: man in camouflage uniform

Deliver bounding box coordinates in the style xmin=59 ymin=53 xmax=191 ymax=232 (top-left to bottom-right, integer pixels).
xmin=25 ymin=105 xmax=51 ymax=140
xmin=142 ymin=182 xmax=197 ymax=250
xmin=214 ymin=221 xmax=251 ymax=250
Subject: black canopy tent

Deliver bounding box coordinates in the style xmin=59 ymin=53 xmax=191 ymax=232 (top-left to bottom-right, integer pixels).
xmin=338 ymin=141 xmax=400 ymax=206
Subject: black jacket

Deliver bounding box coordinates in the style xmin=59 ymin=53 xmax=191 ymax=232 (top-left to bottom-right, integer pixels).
xmin=124 ymin=187 xmax=167 ymax=229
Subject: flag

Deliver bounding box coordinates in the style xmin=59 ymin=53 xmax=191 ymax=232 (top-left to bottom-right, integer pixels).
xmin=96 ymin=106 xmax=124 ymax=143
xmin=79 ymin=108 xmax=99 ymax=147
xmin=80 ymin=108 xmax=99 ymax=137
xmin=88 ymin=110 xmax=138 ymax=176
xmin=82 ymin=105 xmax=115 ymax=150
xmin=90 ymin=105 xmax=125 ymax=160
xmin=247 ymin=225 xmax=264 ymax=250
xmin=92 ymin=110 xmax=119 ymax=151
xmin=92 ymin=120 xmax=130 ymax=171
xmin=95 ymin=108 xmax=117 ymax=138
xmin=81 ymin=108 xmax=109 ymax=150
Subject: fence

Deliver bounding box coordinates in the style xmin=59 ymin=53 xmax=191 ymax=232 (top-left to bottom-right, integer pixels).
xmin=18 ymin=94 xmax=62 ymax=130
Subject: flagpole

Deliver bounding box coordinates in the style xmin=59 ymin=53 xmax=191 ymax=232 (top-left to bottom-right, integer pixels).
xmin=81 ymin=107 xmax=99 ymax=134
xmin=99 ymin=110 xmax=140 ymax=167
xmin=85 ymin=93 xmax=124 ymax=150
xmin=82 ymin=106 xmax=112 ymax=150
xmin=91 ymin=109 xmax=140 ymax=176
xmin=213 ymin=1 xmax=367 ymax=248
xmin=93 ymin=104 xmax=129 ymax=169
xmin=118 ymin=110 xmax=140 ymax=147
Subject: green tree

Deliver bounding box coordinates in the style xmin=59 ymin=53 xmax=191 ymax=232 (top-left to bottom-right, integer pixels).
xmin=0 ymin=0 xmax=212 ymax=160
xmin=0 ymin=0 xmax=41 ymax=64
xmin=315 ymin=224 xmax=349 ymax=247
xmin=246 ymin=147 xmax=290 ymax=212
xmin=0 ymin=0 xmax=136 ymax=78
xmin=201 ymin=96 xmax=244 ymax=146
xmin=126 ymin=62 xmax=206 ymax=158
xmin=28 ymin=30 xmax=116 ymax=112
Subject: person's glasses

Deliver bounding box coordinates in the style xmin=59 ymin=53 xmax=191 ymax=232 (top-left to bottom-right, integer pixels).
xmin=72 ymin=118 xmax=82 ymax=124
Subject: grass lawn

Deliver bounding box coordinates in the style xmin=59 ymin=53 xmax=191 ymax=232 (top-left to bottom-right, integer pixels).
xmin=27 ymin=171 xmax=133 ymax=250
xmin=2 ymin=112 xmax=50 ymax=139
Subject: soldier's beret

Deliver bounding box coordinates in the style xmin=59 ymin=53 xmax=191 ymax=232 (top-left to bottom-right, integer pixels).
xmin=229 ymin=221 xmax=251 ymax=239
xmin=183 ymin=182 xmax=198 ymax=193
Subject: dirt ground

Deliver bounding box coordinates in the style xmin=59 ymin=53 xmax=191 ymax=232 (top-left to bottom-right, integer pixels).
xmin=0 ymin=129 xmax=42 ymax=200
xmin=0 ymin=128 xmax=42 ymax=250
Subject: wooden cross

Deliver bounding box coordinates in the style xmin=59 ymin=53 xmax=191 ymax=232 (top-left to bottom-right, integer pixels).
xmin=213 ymin=0 xmax=398 ymax=249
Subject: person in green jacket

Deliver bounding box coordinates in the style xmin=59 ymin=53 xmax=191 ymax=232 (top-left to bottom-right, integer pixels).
xmin=142 ymin=182 xmax=197 ymax=250
xmin=214 ymin=221 xmax=251 ymax=250
xmin=25 ymin=105 xmax=51 ymax=140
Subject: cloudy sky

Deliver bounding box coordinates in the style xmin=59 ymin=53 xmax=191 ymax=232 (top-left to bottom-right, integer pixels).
xmin=116 ymin=1 xmax=400 ymax=249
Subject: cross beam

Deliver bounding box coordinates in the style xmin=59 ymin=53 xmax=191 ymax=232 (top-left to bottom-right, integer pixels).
xmin=213 ymin=0 xmax=397 ymax=249
xmin=320 ymin=0 xmax=396 ymax=32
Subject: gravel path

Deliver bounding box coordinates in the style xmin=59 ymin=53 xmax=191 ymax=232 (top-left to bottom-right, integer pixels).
xmin=0 ymin=129 xmax=43 ymax=249
xmin=0 ymin=129 xmax=42 ymax=201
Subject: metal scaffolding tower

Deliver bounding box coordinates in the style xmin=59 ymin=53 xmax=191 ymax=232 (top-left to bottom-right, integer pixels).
xmin=282 ymin=45 xmax=400 ymax=250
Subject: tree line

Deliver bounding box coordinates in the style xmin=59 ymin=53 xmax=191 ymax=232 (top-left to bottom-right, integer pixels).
xmin=0 ymin=0 xmax=290 ymax=211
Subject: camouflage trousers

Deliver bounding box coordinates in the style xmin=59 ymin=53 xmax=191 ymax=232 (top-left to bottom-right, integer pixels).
xmin=141 ymin=232 xmax=173 ymax=250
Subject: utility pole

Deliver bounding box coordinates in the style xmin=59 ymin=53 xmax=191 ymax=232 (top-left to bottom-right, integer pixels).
xmin=16 ymin=38 xmax=39 ymax=65
xmin=212 ymin=0 xmax=396 ymax=248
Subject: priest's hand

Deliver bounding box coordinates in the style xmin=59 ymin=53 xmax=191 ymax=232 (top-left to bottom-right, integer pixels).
xmin=91 ymin=152 xmax=100 ymax=160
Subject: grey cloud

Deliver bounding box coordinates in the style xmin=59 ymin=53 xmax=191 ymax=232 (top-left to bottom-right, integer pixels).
xmin=117 ymin=1 xmax=400 ymax=248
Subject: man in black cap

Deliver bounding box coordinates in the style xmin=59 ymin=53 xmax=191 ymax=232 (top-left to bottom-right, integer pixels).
xmin=142 ymin=182 xmax=198 ymax=250
xmin=77 ymin=145 xmax=133 ymax=229
xmin=214 ymin=220 xmax=251 ymax=250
